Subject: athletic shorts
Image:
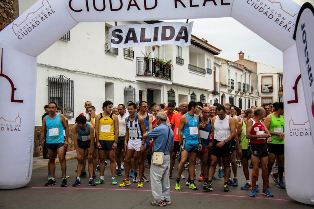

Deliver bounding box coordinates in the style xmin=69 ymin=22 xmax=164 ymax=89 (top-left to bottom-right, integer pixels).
xmin=128 ymin=139 xmax=142 ymax=152
xmin=98 ymin=140 xmax=114 ymax=151
xmin=211 ymin=140 xmax=231 ymax=157
xmin=46 ymin=143 xmax=64 ymax=151
xmin=173 ymin=141 xmax=180 ymax=153
xmin=77 ymin=140 xmax=91 ymax=150
xmin=241 ymin=149 xmax=251 ymax=160
xmin=183 ymin=141 xmax=199 ymax=153
xmin=250 ymin=144 xmax=268 ymax=158
xmin=117 ymin=136 xmax=125 ymax=151
xmin=201 ymin=139 xmax=211 ymax=153
xmin=268 ymin=144 xmax=284 ymax=155
xmin=229 ymin=139 xmax=237 ymax=153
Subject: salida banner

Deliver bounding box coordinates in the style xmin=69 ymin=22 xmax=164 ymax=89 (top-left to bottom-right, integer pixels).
xmin=109 ymin=22 xmax=193 ymax=48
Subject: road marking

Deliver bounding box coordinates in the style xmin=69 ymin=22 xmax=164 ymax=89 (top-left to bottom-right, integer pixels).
xmin=31 ymin=186 xmax=290 ymax=202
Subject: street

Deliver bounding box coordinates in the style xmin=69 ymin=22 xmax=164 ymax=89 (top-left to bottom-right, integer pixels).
xmin=1 ymin=158 xmax=313 ymax=209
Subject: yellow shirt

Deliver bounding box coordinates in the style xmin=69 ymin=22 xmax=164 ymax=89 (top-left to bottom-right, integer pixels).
xmin=98 ymin=113 xmax=115 ymax=141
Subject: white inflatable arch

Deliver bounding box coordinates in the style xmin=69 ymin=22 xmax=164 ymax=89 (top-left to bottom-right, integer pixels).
xmin=0 ymin=0 xmax=314 ymax=205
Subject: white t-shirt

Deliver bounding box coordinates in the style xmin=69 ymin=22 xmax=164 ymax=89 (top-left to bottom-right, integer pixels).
xmin=118 ymin=113 xmax=128 ymax=137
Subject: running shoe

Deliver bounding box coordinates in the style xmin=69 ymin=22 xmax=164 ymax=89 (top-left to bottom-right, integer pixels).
xmin=223 ymin=183 xmax=229 ymax=192
xmin=44 ymin=178 xmax=56 ymax=186
xmin=116 ymin=169 xmax=122 ymax=177
xmin=151 ymin=201 xmax=166 ymax=207
xmin=95 ymin=179 xmax=104 ymax=185
xmin=189 ymin=182 xmax=198 ymax=190
xmin=119 ymin=179 xmax=131 ymax=187
xmin=241 ymin=182 xmax=251 ymax=190
xmin=249 ymin=188 xmax=258 ymax=197
xmin=137 ymin=181 xmax=144 ymax=188
xmin=163 ymin=199 xmax=172 ymax=205
xmin=88 ymin=178 xmax=96 ymax=186
xmin=263 ymin=188 xmax=274 ymax=197
xmin=218 ymin=168 xmax=224 ymax=178
xmin=142 ymin=176 xmax=149 ymax=183
xmin=112 ymin=177 xmax=118 ymax=185
xmin=203 ymin=182 xmax=213 ymax=192
xmin=61 ymin=178 xmax=68 ymax=187
xmin=232 ymin=178 xmax=238 ymax=187
xmin=175 ymin=182 xmax=181 ymax=191
xmin=277 ymin=181 xmax=286 ymax=189
xmin=72 ymin=178 xmax=81 ymax=187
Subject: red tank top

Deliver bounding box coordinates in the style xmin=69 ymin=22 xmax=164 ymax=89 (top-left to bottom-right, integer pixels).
xmin=250 ymin=120 xmax=267 ymax=144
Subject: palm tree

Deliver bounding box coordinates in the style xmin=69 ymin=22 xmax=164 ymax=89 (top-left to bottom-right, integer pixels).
xmin=0 ymin=0 xmax=18 ymax=31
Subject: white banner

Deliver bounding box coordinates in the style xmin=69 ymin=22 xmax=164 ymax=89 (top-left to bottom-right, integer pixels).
xmin=108 ymin=22 xmax=193 ymax=48
xmin=294 ymin=2 xmax=314 ymax=146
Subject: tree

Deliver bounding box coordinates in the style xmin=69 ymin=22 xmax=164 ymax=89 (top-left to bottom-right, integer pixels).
xmin=0 ymin=0 xmax=18 ymax=31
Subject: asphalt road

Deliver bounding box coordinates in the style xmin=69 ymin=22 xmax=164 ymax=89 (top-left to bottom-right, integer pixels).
xmin=1 ymin=159 xmax=314 ymax=209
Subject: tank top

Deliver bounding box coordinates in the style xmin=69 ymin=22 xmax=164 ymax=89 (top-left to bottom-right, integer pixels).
xmin=77 ymin=123 xmax=91 ymax=142
xmin=249 ymin=119 xmax=267 ymax=144
xmin=269 ymin=114 xmax=284 ymax=145
xmin=118 ymin=114 xmax=127 ymax=137
xmin=199 ymin=118 xmax=212 ymax=141
xmin=183 ymin=113 xmax=199 ymax=143
xmin=214 ymin=115 xmax=231 ymax=142
xmin=240 ymin=120 xmax=249 ymax=149
xmin=139 ymin=113 xmax=150 ymax=132
xmin=126 ymin=115 xmax=142 ymax=141
xmin=45 ymin=114 xmax=65 ymax=144
xmin=98 ymin=113 xmax=115 ymax=141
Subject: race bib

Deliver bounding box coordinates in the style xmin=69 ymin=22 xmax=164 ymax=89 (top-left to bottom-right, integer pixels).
xmin=189 ymin=127 xmax=198 ymax=135
xmin=129 ymin=129 xmax=138 ymax=138
xmin=49 ymin=128 xmax=59 ymax=137
xmin=101 ymin=125 xmax=111 ymax=133
xmin=254 ymin=127 xmax=260 ymax=132
xmin=274 ymin=127 xmax=283 ymax=133
xmin=200 ymin=130 xmax=209 ymax=139
xmin=81 ymin=136 xmax=89 ymax=142
xmin=256 ymin=131 xmax=265 ymax=135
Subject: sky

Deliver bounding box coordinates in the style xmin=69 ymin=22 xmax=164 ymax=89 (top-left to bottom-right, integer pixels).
xmin=163 ymin=0 xmax=314 ymax=70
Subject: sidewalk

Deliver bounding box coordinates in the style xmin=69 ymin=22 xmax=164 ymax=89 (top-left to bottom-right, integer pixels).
xmin=32 ymin=151 xmax=77 ymax=170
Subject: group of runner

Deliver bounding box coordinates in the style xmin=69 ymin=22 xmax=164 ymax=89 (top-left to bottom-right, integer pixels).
xmin=41 ymin=100 xmax=284 ymax=198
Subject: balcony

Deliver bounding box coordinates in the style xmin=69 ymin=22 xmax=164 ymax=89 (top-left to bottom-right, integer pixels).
xmin=176 ymin=57 xmax=184 ymax=65
xmin=188 ymin=64 xmax=206 ymax=76
xmin=136 ymin=57 xmax=172 ymax=84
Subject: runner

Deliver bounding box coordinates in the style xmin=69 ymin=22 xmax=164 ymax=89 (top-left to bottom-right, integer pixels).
xmin=40 ymin=102 xmax=69 ymax=187
xmin=119 ymin=102 xmax=146 ymax=188
xmin=72 ymin=115 xmax=96 ymax=186
xmin=138 ymin=101 xmax=153 ymax=184
xmin=169 ymin=102 xmax=188 ymax=178
xmin=246 ymin=107 xmax=273 ymax=197
xmin=264 ymin=102 xmax=285 ymax=189
xmin=116 ymin=104 xmax=128 ymax=177
xmin=95 ymin=101 xmax=119 ymax=185
xmin=239 ymin=109 xmax=254 ymax=190
xmin=204 ymin=104 xmax=236 ymax=192
xmin=175 ymin=101 xmax=200 ymax=191
xmin=198 ymin=107 xmax=213 ymax=187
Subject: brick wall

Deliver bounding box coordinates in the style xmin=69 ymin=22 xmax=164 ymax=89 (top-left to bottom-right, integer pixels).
xmin=33 ymin=125 xmax=76 ymax=157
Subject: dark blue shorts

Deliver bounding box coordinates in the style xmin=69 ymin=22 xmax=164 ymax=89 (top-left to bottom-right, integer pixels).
xmin=77 ymin=140 xmax=91 ymax=150
xmin=98 ymin=140 xmax=114 ymax=151
xmin=46 ymin=143 xmax=64 ymax=151
xmin=184 ymin=141 xmax=199 ymax=153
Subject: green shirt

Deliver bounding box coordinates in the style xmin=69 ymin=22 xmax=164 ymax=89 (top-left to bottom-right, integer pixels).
xmin=240 ymin=120 xmax=249 ymax=150
xmin=269 ymin=114 xmax=284 ymax=145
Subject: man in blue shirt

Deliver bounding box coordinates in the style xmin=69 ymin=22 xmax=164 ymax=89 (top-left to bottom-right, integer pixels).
xmin=146 ymin=113 xmax=174 ymax=207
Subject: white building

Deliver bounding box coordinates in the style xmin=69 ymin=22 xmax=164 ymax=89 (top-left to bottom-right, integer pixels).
xmin=215 ymin=56 xmax=259 ymax=109
xmin=19 ymin=1 xmax=221 ymax=125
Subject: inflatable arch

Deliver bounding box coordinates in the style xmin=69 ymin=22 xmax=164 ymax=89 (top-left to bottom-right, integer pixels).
xmin=0 ymin=0 xmax=313 ymax=205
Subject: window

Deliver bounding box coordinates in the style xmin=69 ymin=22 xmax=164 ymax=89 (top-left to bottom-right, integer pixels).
xmin=190 ymin=92 xmax=196 ymax=102
xmin=167 ymin=89 xmax=176 ymax=103
xmin=124 ymin=86 xmax=135 ymax=105
xmin=207 ymin=59 xmax=212 ymax=69
xmin=60 ymin=31 xmax=70 ymax=42
xmin=48 ymin=75 xmax=74 ymax=118
xmin=123 ymin=48 xmax=134 ymax=60
xmin=214 ymin=98 xmax=218 ymax=104
xmin=105 ymin=24 xmax=118 ymax=56
xmin=177 ymin=46 xmax=182 ymax=58
xmin=105 ymin=82 xmax=114 ymax=102
xmin=239 ymin=98 xmax=242 ymax=109
xmin=200 ymin=94 xmax=206 ymax=103
xmin=229 ymin=97 xmax=234 ymax=106
xmin=261 ymin=76 xmax=273 ymax=93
